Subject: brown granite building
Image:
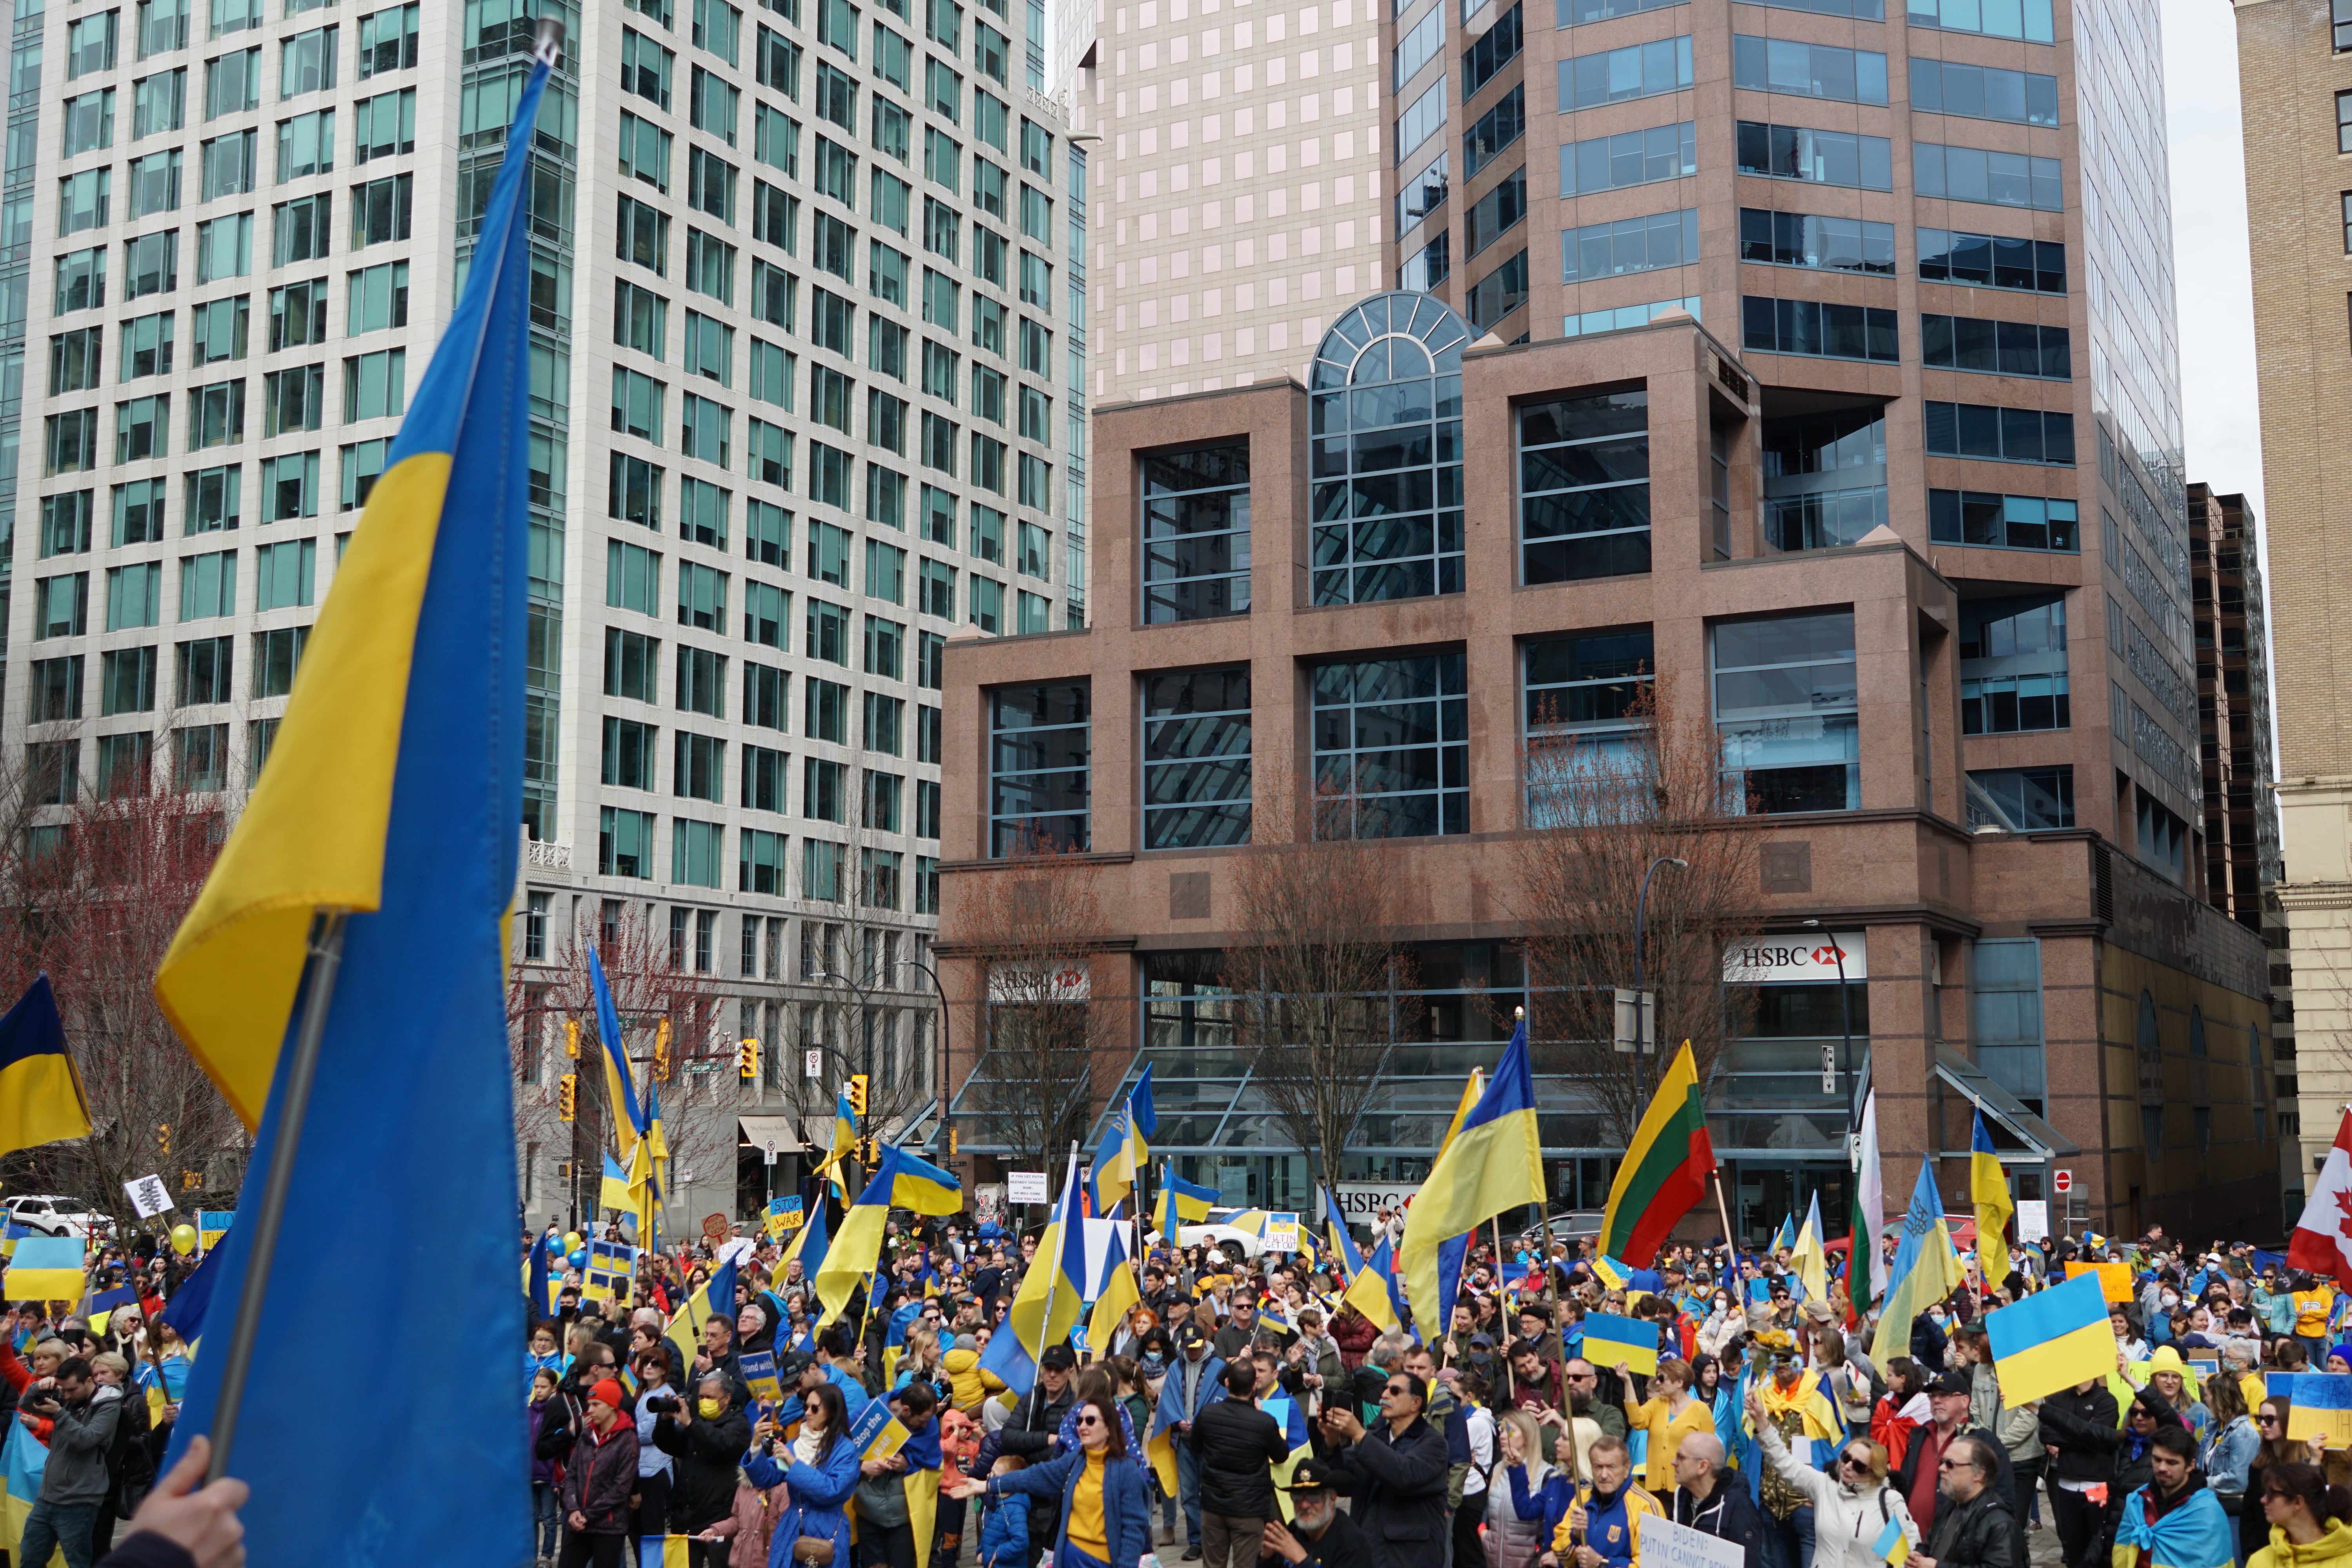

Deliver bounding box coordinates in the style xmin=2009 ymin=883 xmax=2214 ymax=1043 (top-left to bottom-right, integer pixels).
xmin=936 ymin=294 xmax=2280 ymax=1245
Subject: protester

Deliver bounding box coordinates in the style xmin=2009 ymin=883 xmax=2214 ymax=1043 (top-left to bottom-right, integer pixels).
xmin=1188 ymin=1360 xmax=1290 ymax=1568
xmin=1752 ymin=1404 xmax=1918 ymax=1568
xmin=1668 ymin=1432 xmax=1766 ymax=1568
xmin=2249 ymin=1461 xmax=2352 ymax=1568
xmin=555 ymin=1377 xmax=639 ymax=1568
xmin=1911 ymin=1435 xmax=2015 ymax=1568
xmin=953 ymin=1396 xmax=1152 ymax=1568
xmin=1319 ymin=1372 xmax=1449 ymax=1568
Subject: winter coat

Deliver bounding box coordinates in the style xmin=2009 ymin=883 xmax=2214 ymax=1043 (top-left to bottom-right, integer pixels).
xmin=1920 ymin=1484 xmax=2016 ymax=1568
xmin=1484 ymin=1459 xmax=1554 ymax=1568
xmin=1185 ymin=1395 xmax=1292 ymax=1518
xmin=999 ymin=1381 xmax=1075 ymax=1459
xmin=992 ymin=1446 xmax=1153 ymax=1568
xmin=1333 ymin=1312 xmax=1379 ymax=1372
xmin=1327 ymin=1415 xmax=1451 ymax=1568
xmin=742 ymin=1428 xmax=864 ymax=1568
xmin=1673 ymin=1473 xmax=1768 ymax=1568
xmin=978 ymin=1488 xmax=1033 ymax=1568
xmin=1758 ymin=1417 xmax=1919 ymax=1568
xmin=527 ymin=1399 xmax=556 ymax=1486
xmin=557 ymin=1419 xmax=641 ymax=1535
xmin=2037 ymin=1384 xmax=2124 ymax=1486
xmin=728 ymin=1476 xmax=789 ymax=1568
xmin=41 ymin=1387 xmax=123 ymax=1505
xmin=653 ymin=1403 xmax=757 ymax=1531
xmin=942 ymin=1346 xmax=1005 ymax=1413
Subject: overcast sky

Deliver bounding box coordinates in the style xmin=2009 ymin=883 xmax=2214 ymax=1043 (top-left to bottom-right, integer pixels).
xmin=2162 ymin=0 xmax=2265 ymax=515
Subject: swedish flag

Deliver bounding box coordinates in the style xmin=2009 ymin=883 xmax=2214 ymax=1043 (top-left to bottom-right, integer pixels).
xmin=149 ymin=31 xmax=564 ymax=1567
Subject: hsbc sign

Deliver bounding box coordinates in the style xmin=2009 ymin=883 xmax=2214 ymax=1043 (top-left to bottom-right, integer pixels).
xmin=1723 ymin=933 xmax=1869 ymax=984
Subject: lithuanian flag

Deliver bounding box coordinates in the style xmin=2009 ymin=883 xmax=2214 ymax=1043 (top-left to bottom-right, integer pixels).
xmin=1598 ymin=1040 xmax=1717 ymax=1269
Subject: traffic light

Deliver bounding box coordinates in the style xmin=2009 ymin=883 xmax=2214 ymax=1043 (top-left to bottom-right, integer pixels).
xmin=860 ymin=1137 xmax=879 ymax=1166
xmin=180 ymin=1171 xmax=201 ymax=1191
xmin=653 ymin=1019 xmax=673 ymax=1080
xmin=848 ymin=1073 xmax=869 ymax=1116
xmin=156 ymin=1122 xmax=170 ymax=1156
xmin=948 ymin=1125 xmax=959 ymax=1155
xmin=558 ymin=1073 xmax=577 ymax=1120
xmin=738 ymin=1037 xmax=761 ymax=1081
xmin=564 ymin=1018 xmax=580 ymax=1058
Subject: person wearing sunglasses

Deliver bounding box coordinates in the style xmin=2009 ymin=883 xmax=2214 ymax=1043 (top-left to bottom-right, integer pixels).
xmin=947 ymin=1397 xmax=1150 ymax=1568
xmin=1747 ymin=1390 xmax=1916 ymax=1568
xmin=2249 ymin=1459 xmax=2352 ymax=1568
xmin=1319 ymin=1372 xmax=1451 ymax=1568
xmin=1909 ymin=1436 xmax=2013 ymax=1568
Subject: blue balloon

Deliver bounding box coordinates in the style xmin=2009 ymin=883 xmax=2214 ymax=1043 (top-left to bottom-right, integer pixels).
xmin=569 ymin=1248 xmax=588 ymax=1268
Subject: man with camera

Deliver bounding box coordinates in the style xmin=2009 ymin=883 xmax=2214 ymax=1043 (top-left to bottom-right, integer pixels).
xmin=650 ymin=1371 xmax=752 ymax=1567
xmin=19 ymin=1355 xmax=123 ymax=1568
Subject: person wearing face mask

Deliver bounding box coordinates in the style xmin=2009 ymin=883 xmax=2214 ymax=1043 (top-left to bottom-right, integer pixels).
xmin=1698 ymin=1294 xmax=1744 ymax=1361
xmin=651 ymin=1372 xmax=754 ymax=1566
xmin=1751 ymin=1397 xmax=1917 ymax=1568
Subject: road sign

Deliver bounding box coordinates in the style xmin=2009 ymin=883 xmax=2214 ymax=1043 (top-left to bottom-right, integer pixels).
xmin=763 ymin=1138 xmax=778 ymax=1166
xmin=804 ymin=1048 xmax=823 ymax=1080
xmin=2053 ymin=1168 xmax=2073 ymax=1194
xmin=1006 ymin=1171 xmax=1051 ymax=1204
xmin=123 ymin=1174 xmax=173 ymax=1219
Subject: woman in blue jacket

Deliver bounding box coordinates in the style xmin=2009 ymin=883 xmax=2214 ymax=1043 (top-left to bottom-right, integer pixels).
xmin=744 ymin=1382 xmax=864 ymax=1568
xmin=952 ymin=1396 xmax=1151 ymax=1568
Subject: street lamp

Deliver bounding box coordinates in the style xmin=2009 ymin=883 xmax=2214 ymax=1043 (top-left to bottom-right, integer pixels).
xmin=1632 ymin=856 xmax=1688 ymax=1098
xmin=901 ymin=956 xmax=954 ymax=1154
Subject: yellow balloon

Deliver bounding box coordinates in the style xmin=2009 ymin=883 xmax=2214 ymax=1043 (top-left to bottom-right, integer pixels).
xmin=169 ymin=1224 xmax=197 ymax=1256
xmin=563 ymin=1231 xmax=583 ymax=1254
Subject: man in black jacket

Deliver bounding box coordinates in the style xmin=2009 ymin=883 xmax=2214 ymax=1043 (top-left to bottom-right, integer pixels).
xmin=1913 ymin=1435 xmax=2016 ymax=1568
xmin=2034 ymin=1377 xmax=2122 ymax=1568
xmin=997 ymin=1343 xmax=1076 ymax=1459
xmin=651 ymin=1373 xmax=754 ymax=1566
xmin=1260 ymin=1460 xmax=1372 ymax=1568
xmin=1189 ymin=1361 xmax=1292 ymax=1568
xmin=1318 ymin=1370 xmax=1449 ymax=1568
xmin=1670 ymin=1434 xmax=1766 ymax=1568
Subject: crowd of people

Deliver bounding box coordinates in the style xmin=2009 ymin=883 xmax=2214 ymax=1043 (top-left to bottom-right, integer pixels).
xmin=523 ymin=1210 xmax=2352 ymax=1568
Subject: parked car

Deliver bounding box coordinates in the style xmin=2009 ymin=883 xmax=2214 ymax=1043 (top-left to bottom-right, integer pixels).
xmin=5 ymin=1195 xmax=113 ymax=1240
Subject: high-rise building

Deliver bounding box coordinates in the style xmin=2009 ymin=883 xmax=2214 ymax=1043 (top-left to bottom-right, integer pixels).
xmin=2236 ymin=0 xmax=2352 ymax=1193
xmin=936 ymin=289 xmax=2283 ymax=1244
xmin=0 ymin=0 xmax=1084 ymax=1224
xmin=2186 ymin=481 xmax=2296 ymax=1198
xmin=1080 ymin=0 xmax=1387 ymax=402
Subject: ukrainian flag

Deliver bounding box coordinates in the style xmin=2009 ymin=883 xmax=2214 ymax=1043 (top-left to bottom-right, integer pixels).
xmin=588 ymin=949 xmax=643 ymax=1166
xmin=819 ymin=1089 xmax=858 ymax=1196
xmin=1771 ymin=1214 xmax=1797 ymax=1254
xmin=665 ymin=1257 xmax=739 ymax=1376
xmin=1583 ymin=1312 xmax=1661 ymax=1377
xmin=3 ymin=1238 xmax=83 ymax=1303
xmin=1091 ymin=1104 xmax=1147 ymax=1213
xmin=1592 ymin=1255 xmax=1630 ymax=1291
xmin=1321 ymin=1188 xmax=1365 ymax=1275
xmin=1868 ymin=1158 xmax=1967 ymax=1366
xmin=1985 ymin=1270 xmax=2124 ymax=1407
xmin=1872 ymin=1516 xmax=1911 ymax=1567
xmin=601 ymin=1153 xmax=635 ymax=1214
xmin=1152 ymin=1165 xmax=1216 ymax=1244
xmin=148 ymin=32 xmax=561 ymax=1566
xmin=1016 ymin=1156 xmax=1090 ymax=1360
xmin=1087 ymin=1242 xmax=1140 ymax=1348
xmin=1790 ymin=1192 xmax=1829 ymax=1304
xmin=1970 ymin=1111 xmax=2014 ymax=1289
xmin=1 ymin=1418 xmax=48 ymax=1568
xmin=782 ymin=1192 xmax=831 ymax=1279
xmin=1341 ymin=1236 xmax=1406 ymax=1337
xmin=1400 ymin=1019 xmax=1545 ymax=1334
xmin=815 ymin=1144 xmax=962 ymax=1325
xmin=0 ymin=975 xmax=91 ymax=1157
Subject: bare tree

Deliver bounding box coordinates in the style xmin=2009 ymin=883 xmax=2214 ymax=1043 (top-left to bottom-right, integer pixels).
xmin=947 ymin=830 xmax=1122 ymax=1172
xmin=1510 ymin=679 xmax=1760 ymax=1146
xmin=509 ymin=900 xmax=730 ymax=1229
xmin=0 ymin=741 xmax=244 ymax=1225
xmin=1224 ymin=789 xmax=1422 ymax=1196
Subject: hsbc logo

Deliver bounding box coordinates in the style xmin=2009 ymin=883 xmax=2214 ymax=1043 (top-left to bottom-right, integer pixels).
xmin=1722 ymin=933 xmax=1867 ymax=983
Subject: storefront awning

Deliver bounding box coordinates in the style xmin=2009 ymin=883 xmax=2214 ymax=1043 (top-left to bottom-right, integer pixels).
xmin=1933 ymin=1046 xmax=2078 ymax=1157
xmin=737 ymin=1115 xmax=800 ymax=1151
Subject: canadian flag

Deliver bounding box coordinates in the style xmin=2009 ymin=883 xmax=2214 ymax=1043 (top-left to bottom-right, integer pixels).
xmin=2288 ymin=1107 xmax=2352 ymax=1289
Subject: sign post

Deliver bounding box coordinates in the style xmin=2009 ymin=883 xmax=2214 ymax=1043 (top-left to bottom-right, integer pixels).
xmin=2053 ymin=1168 xmax=2073 ymax=1194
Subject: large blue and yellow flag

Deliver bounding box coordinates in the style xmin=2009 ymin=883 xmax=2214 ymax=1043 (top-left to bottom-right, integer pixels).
xmin=1091 ymin=1105 xmax=1147 ymax=1214
xmin=1985 ymin=1269 xmax=2112 ymax=1406
xmin=1323 ymin=1188 xmax=1365 ymax=1276
xmin=1869 ymin=1158 xmax=1967 ymax=1365
xmin=0 ymin=975 xmax=91 ymax=1157
xmin=815 ymin=1144 xmax=962 ymax=1325
xmin=149 ymin=29 xmax=562 ymax=1567
xmin=818 ymin=1089 xmax=858 ymax=1196
xmin=1153 ymin=1165 xmax=1217 ymax=1244
xmin=781 ymin=1189 xmax=831 ymax=1280
xmin=1970 ymin=1110 xmax=2014 ymax=1289
xmin=665 ymin=1257 xmax=739 ymax=1376
xmin=1400 ymin=1019 xmax=1545 ymax=1333
xmin=589 ymin=949 xmax=644 ymax=1166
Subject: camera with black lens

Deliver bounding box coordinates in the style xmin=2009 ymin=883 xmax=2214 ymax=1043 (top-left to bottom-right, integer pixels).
xmin=642 ymin=1393 xmax=682 ymax=1415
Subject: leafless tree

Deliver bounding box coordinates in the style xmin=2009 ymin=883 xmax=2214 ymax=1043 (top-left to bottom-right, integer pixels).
xmin=1225 ymin=787 xmax=1423 ymax=1196
xmin=1510 ymin=680 xmax=1760 ymax=1146
xmin=0 ymin=739 xmax=244 ymax=1226
xmin=946 ymin=830 xmax=1122 ymax=1173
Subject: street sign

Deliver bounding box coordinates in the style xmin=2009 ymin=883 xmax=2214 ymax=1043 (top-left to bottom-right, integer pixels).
xmin=763 ymin=1138 xmax=778 ymax=1165
xmin=1613 ymin=988 xmax=1655 ymax=1054
xmin=804 ymin=1048 xmax=823 ymax=1080
xmin=123 ymin=1174 xmax=172 ymax=1219
xmin=1006 ymin=1171 xmax=1051 ymax=1204
xmin=2053 ymin=1168 xmax=2073 ymax=1194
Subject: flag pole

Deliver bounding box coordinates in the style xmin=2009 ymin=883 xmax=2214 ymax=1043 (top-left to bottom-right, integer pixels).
xmin=1710 ymin=1169 xmax=1736 ymax=1271
xmin=204 ymin=907 xmax=347 ymax=1481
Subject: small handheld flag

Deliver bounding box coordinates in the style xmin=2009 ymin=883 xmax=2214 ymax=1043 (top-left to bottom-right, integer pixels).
xmin=1872 ymin=1517 xmax=1911 ymax=1567
xmin=1582 ymin=1312 xmax=1660 ymax=1377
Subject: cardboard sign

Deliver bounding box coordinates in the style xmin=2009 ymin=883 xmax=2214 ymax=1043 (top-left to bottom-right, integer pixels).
xmin=702 ymin=1213 xmax=732 ymax=1243
xmin=123 ymin=1175 xmax=173 ymax=1219
xmin=1006 ymin=1172 xmax=1051 ymax=1205
xmin=2015 ymin=1201 xmax=2048 ymax=1244
xmin=739 ymin=1348 xmax=785 ymax=1404
xmin=1637 ymin=1511 xmax=1749 ymax=1568
xmin=2064 ymin=1261 xmax=2135 ymax=1303
xmin=846 ymin=1398 xmax=910 ymax=1461
xmin=1263 ymin=1214 xmax=1300 ymax=1254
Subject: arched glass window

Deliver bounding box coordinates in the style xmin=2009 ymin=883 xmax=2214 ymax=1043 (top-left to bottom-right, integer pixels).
xmin=1307 ymin=292 xmax=1470 ymax=605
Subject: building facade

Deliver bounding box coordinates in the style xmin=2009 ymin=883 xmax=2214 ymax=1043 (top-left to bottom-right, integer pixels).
xmin=0 ymin=0 xmax=1085 ymax=1228
xmin=936 ymin=297 xmax=2282 ymax=1245
xmin=2235 ymin=0 xmax=2352 ymax=1195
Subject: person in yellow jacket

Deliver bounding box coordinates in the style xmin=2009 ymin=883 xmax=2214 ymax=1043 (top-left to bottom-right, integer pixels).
xmin=1614 ymin=1357 xmax=1718 ymax=1498
xmin=942 ymin=1332 xmax=1007 ymax=1414
xmin=2249 ymin=1460 xmax=2352 ymax=1568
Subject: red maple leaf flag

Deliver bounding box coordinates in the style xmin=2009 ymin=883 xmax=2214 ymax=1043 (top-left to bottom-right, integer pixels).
xmin=2290 ymin=1107 xmax=2352 ymax=1289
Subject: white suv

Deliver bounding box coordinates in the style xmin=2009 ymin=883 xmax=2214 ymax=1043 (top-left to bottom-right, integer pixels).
xmin=5 ymin=1196 xmax=113 ymax=1241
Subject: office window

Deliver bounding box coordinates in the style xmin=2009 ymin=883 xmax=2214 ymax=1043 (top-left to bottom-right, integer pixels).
xmin=107 ymin=563 xmax=165 ymax=631
xmin=102 ymin=646 xmax=160 ymax=713
xmin=140 ymin=0 xmax=189 ymax=53
xmin=64 ymin=89 xmax=116 ymax=157
xmin=260 ymin=450 xmax=319 ymax=519
xmin=176 ymin=636 xmax=234 ymax=706
xmin=1309 ymin=654 xmax=1468 ymax=839
xmin=675 ymin=645 xmax=726 ymax=715
xmin=254 ymin=538 xmax=315 ymax=610
xmin=1738 ymin=209 xmax=1895 ymax=274
xmin=612 ymin=367 xmax=666 ymax=441
xmin=1520 ymin=387 xmax=1648 ymax=583
xmin=263 ymin=363 xmax=324 ymax=435
xmin=190 ymin=297 xmax=249 ymax=367
xmin=180 ymin=549 xmax=236 ymax=620
xmin=272 ymin=193 xmax=330 ymax=263
xmin=988 ymin=680 xmax=1088 ymax=853
xmin=277 ymin=108 xmax=334 ymax=179
xmin=340 ymin=438 xmax=388 ymax=508
xmin=348 ymin=172 xmax=411 ymax=247
xmin=599 ymin=807 xmax=656 ymax=878
xmin=1561 ymin=208 xmax=1698 ymax=283
xmin=356 ymin=2 xmax=417 ymax=74
xmin=1558 ymin=35 xmax=1690 ymax=109
xmin=1912 ymin=143 xmax=2063 ymax=211
xmin=1759 ymin=407 xmax=1886 ymax=552
xmin=1908 ymin=0 xmax=2053 ymax=40
xmin=1741 ymin=297 xmax=1898 ymax=362
xmin=1966 ymin=766 xmax=2074 ymax=831
xmin=42 ymin=493 xmax=95 ymax=557
xmin=51 ymin=327 xmax=103 ymax=395
xmin=1928 ymin=489 xmax=2078 ymax=552
xmin=1142 ymin=666 xmax=1250 ymax=849
xmin=56 ymin=249 xmax=107 ymax=314
xmin=205 ymin=46 xmax=261 ymax=118
xmin=802 ymin=838 xmax=844 ymax=902
xmin=678 ymin=561 xmax=728 ymax=630
xmin=1920 ymin=314 xmax=2071 ymax=379
xmin=28 ymin=658 xmax=86 ymax=724
xmin=1735 ymin=122 xmax=1893 ymax=189
xmin=250 ymin=625 xmax=306 ymax=695
xmin=679 ymin=473 xmax=730 ymax=546
xmin=674 ymin=731 xmax=726 ymax=802
xmin=280 ymin=24 xmax=337 ymax=96
xmin=1714 ymin=610 xmax=1858 ymax=813
xmin=1911 ymin=58 xmax=2058 ymax=126
xmin=1918 ymin=227 xmax=2066 ymax=293
xmin=189 ymin=379 xmax=245 ymax=448
xmin=343 ymin=348 xmax=407 ymax=421
xmin=607 ymin=628 xmax=660 ymax=699
xmin=70 ymin=11 xmax=119 ymax=77
xmin=1960 ymin=593 xmax=2069 ymax=734
xmin=128 ymin=150 xmax=183 ymax=217
xmin=46 ymin=412 xmax=101 ymax=475
xmin=687 ymin=228 xmax=737 ymax=303
xmin=1923 ymin=401 xmax=2075 ymax=465
xmin=1141 ymin=441 xmax=1248 ymax=623
xmin=744 ymin=579 xmax=788 ymax=646
xmin=186 ymin=465 xmax=241 ymax=532
xmin=110 ymin=482 xmax=165 ymax=548
xmin=201 ymin=130 xmax=258 ymax=198
xmin=1733 ymin=36 xmax=1886 ymax=103
xmin=740 ymin=829 xmax=787 ymax=893
xmin=36 ymin=574 xmax=91 ymax=638
xmin=1523 ymin=630 xmax=1655 ymax=826
xmin=746 ymin=419 xmax=791 ymax=489
xmin=688 ymin=147 xmax=738 ymax=222
xmin=117 ymin=394 xmax=170 ymax=462
xmin=123 ymin=231 xmax=180 ymax=300
xmin=352 ymin=86 xmax=415 ymax=161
